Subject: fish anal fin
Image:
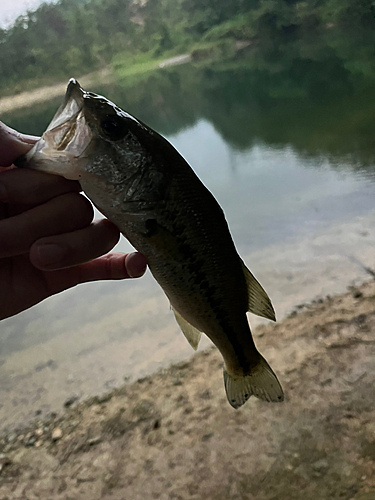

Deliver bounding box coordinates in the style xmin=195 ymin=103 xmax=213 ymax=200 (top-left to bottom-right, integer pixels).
xmin=241 ymin=261 xmax=276 ymax=321
xmin=223 ymin=355 xmax=284 ymax=409
xmin=172 ymin=307 xmax=202 ymax=351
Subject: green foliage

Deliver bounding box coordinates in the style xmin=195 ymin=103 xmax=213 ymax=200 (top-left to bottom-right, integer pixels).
xmin=1 ymin=0 xmax=375 ymax=97
xmin=201 ymin=14 xmax=255 ymax=41
xmin=5 ymin=49 xmax=375 ymax=170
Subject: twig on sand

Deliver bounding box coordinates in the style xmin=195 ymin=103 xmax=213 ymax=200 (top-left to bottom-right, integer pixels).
xmin=347 ymin=254 xmax=375 ymax=279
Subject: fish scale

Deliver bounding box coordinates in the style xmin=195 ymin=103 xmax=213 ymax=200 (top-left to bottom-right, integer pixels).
xmin=19 ymin=79 xmax=284 ymax=409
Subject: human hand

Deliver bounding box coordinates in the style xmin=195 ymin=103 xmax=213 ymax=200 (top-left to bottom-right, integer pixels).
xmin=0 ymin=122 xmax=147 ymax=320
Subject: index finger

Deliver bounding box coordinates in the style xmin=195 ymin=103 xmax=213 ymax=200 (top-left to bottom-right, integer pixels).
xmin=0 ymin=168 xmax=81 ymax=205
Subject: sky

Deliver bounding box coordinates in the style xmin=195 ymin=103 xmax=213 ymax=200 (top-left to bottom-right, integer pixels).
xmin=0 ymin=0 xmax=54 ymax=28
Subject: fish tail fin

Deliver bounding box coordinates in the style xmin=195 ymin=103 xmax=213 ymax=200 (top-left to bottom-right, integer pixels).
xmin=223 ymin=355 xmax=284 ymax=409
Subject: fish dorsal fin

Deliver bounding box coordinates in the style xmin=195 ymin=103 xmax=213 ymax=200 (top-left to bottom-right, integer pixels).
xmin=241 ymin=261 xmax=276 ymax=321
xmin=172 ymin=307 xmax=202 ymax=351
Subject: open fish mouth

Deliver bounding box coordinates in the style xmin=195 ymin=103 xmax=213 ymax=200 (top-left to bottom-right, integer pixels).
xmin=18 ymin=79 xmax=93 ymax=180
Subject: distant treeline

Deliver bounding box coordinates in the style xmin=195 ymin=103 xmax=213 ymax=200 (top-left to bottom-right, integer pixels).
xmin=1 ymin=0 xmax=375 ymax=95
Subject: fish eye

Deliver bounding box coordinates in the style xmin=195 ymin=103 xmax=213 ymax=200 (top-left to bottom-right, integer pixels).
xmin=100 ymin=115 xmax=128 ymax=141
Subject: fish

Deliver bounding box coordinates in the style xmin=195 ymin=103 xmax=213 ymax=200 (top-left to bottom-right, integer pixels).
xmin=19 ymin=79 xmax=284 ymax=409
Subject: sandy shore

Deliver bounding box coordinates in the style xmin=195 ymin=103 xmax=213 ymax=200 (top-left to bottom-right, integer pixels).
xmin=0 ymin=68 xmax=113 ymax=114
xmin=0 ymin=279 xmax=374 ymax=499
xmin=0 ymin=54 xmax=191 ymax=114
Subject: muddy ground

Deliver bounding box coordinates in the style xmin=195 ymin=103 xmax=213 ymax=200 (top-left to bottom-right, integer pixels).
xmin=0 ymin=280 xmax=374 ymax=500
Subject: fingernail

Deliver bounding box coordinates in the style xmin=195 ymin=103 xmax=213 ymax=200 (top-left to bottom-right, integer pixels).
xmin=0 ymin=182 xmax=7 ymax=200
xmin=36 ymin=243 xmax=65 ymax=266
xmin=125 ymin=252 xmax=147 ymax=278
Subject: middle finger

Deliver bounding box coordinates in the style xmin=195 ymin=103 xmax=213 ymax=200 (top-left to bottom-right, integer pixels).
xmin=0 ymin=192 xmax=93 ymax=258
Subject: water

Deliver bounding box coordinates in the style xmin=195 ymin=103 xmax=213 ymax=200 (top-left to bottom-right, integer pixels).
xmin=1 ymin=56 xmax=375 ymax=429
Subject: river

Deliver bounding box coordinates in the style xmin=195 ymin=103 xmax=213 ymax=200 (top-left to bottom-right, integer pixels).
xmin=1 ymin=54 xmax=375 ymax=430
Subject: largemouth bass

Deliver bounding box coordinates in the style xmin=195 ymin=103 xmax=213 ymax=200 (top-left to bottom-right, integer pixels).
xmin=19 ymin=79 xmax=284 ymax=409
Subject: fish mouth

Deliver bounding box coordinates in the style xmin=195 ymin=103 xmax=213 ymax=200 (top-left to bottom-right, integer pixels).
xmin=18 ymin=79 xmax=93 ymax=180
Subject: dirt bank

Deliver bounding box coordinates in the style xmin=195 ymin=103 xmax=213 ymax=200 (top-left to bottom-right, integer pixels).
xmin=0 ymin=280 xmax=374 ymax=500
xmin=0 ymin=52 xmax=190 ymax=115
xmin=0 ymin=68 xmax=113 ymax=114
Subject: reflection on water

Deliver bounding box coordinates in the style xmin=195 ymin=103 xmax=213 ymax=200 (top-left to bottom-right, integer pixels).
xmin=1 ymin=56 xmax=375 ymax=429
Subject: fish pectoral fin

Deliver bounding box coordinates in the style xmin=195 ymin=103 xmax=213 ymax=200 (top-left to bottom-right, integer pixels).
xmin=223 ymin=355 xmax=284 ymax=409
xmin=172 ymin=307 xmax=202 ymax=351
xmin=241 ymin=261 xmax=276 ymax=321
xmin=119 ymin=201 xmax=160 ymax=222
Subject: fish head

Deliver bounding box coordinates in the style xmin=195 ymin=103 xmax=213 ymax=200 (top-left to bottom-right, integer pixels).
xmin=19 ymin=79 xmax=166 ymax=210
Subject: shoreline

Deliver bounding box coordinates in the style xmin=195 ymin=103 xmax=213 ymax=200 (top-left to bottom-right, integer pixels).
xmin=2 ymin=206 xmax=375 ymax=433
xmin=0 ymin=53 xmax=192 ymax=115
xmin=0 ymin=68 xmax=113 ymax=115
xmin=0 ymin=279 xmax=374 ymax=499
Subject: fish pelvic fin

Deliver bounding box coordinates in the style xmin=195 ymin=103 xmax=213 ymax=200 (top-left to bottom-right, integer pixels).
xmin=241 ymin=261 xmax=276 ymax=321
xmin=223 ymin=355 xmax=284 ymax=409
xmin=172 ymin=306 xmax=202 ymax=351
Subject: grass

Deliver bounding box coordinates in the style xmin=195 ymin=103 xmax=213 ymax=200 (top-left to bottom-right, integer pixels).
xmin=1 ymin=17 xmax=251 ymax=102
xmin=112 ymin=49 xmax=186 ymax=79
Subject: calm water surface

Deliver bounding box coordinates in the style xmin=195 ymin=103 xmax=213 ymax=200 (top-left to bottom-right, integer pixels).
xmin=1 ymin=59 xmax=375 ymax=428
